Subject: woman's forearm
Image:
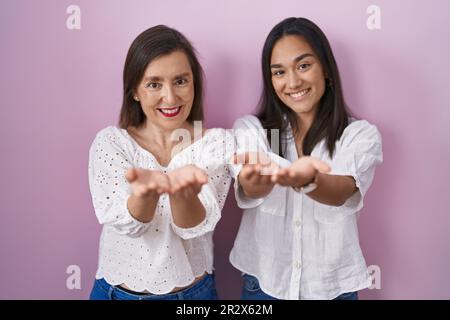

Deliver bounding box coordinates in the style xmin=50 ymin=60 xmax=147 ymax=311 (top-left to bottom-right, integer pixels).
xmin=170 ymin=194 xmax=206 ymax=228
xmin=127 ymin=193 xmax=159 ymax=223
xmin=307 ymin=173 xmax=357 ymax=206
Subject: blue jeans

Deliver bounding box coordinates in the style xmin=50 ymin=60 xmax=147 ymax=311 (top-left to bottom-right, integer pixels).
xmin=89 ymin=274 xmax=218 ymax=300
xmin=241 ymin=274 xmax=358 ymax=300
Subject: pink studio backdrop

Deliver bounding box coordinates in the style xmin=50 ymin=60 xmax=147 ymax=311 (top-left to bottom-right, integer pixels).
xmin=1 ymin=0 xmax=449 ymax=299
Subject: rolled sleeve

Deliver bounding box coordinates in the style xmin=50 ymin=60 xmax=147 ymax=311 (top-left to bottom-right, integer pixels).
xmin=330 ymin=120 xmax=383 ymax=214
xmin=232 ymin=116 xmax=292 ymax=209
xmin=233 ymin=175 xmax=265 ymax=209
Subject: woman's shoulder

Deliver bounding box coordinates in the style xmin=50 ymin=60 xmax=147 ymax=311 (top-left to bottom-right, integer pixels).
xmin=94 ymin=125 xmax=125 ymax=137
xmin=232 ymin=114 xmax=263 ymax=130
xmin=91 ymin=125 xmax=135 ymax=151
xmin=339 ymin=118 xmax=382 ymax=147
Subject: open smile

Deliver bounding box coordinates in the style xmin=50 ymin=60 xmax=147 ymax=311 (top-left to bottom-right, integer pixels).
xmin=157 ymin=106 xmax=183 ymax=118
xmin=286 ymin=88 xmax=311 ymax=101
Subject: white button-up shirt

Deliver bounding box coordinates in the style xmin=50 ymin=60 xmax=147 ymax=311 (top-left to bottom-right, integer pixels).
xmin=230 ymin=115 xmax=383 ymax=300
xmin=88 ymin=126 xmax=236 ymax=294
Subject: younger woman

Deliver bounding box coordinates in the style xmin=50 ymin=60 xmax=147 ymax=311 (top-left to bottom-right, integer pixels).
xmin=232 ymin=17 xmax=383 ymax=300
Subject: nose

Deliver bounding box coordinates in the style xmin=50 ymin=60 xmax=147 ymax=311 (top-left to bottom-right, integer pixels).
xmin=161 ymin=85 xmax=177 ymax=105
xmin=287 ymin=70 xmax=302 ymax=90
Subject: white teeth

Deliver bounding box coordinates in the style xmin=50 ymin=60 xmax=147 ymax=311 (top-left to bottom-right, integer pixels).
xmin=290 ymin=89 xmax=309 ymax=98
xmin=159 ymin=107 xmax=180 ymax=114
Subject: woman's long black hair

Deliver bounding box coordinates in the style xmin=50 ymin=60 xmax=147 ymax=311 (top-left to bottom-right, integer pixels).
xmin=257 ymin=17 xmax=350 ymax=158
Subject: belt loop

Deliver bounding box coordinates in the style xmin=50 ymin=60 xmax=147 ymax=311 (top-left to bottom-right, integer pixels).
xmin=108 ymin=284 xmax=114 ymax=300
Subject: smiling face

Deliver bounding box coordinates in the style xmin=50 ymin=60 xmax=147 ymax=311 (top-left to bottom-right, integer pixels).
xmin=270 ymin=35 xmax=326 ymax=119
xmin=134 ymin=50 xmax=194 ymax=131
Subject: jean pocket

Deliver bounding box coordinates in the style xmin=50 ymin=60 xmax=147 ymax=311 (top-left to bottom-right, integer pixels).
xmin=334 ymin=291 xmax=358 ymax=300
xmin=89 ymin=279 xmax=111 ymax=300
xmin=242 ymin=274 xmax=261 ymax=293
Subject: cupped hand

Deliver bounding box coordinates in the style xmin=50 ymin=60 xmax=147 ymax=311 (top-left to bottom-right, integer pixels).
xmin=125 ymin=168 xmax=171 ymax=197
xmin=271 ymin=156 xmax=330 ymax=188
xmin=233 ymin=152 xmax=280 ymax=186
xmin=167 ymin=165 xmax=208 ymax=198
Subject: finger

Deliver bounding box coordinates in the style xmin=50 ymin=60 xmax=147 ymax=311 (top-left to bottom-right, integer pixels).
xmin=270 ymin=170 xmax=284 ymax=183
xmin=156 ymin=184 xmax=169 ymax=195
xmin=147 ymin=181 xmax=156 ymax=190
xmin=274 ymin=173 xmax=290 ymax=186
xmin=125 ymin=168 xmax=137 ymax=183
xmin=168 ymin=176 xmax=181 ymax=194
xmin=270 ymin=173 xmax=278 ymax=183
xmin=233 ymin=153 xmax=250 ymax=165
xmin=188 ymin=170 xmax=198 ymax=185
xmin=247 ymin=165 xmax=263 ymax=181
xmin=159 ymin=178 xmax=171 ymax=194
xmin=133 ymin=184 xmax=145 ymax=197
xmin=260 ymin=162 xmax=278 ymax=176
xmin=311 ymin=159 xmax=331 ymax=173
xmin=240 ymin=165 xmax=255 ymax=180
xmin=234 ymin=152 xmax=268 ymax=165
xmin=257 ymin=153 xmax=272 ymax=166
xmin=277 ymin=168 xmax=289 ymax=178
xmin=194 ymin=170 xmax=208 ymax=185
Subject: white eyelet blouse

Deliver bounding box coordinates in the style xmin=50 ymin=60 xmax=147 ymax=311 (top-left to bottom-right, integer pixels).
xmin=230 ymin=115 xmax=383 ymax=300
xmin=88 ymin=126 xmax=236 ymax=294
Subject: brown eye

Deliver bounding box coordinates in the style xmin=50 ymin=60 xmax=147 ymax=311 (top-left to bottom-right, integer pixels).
xmin=298 ymin=63 xmax=311 ymax=70
xmin=272 ymin=70 xmax=284 ymax=76
xmin=175 ymin=78 xmax=188 ymax=86
xmin=146 ymin=82 xmax=161 ymax=89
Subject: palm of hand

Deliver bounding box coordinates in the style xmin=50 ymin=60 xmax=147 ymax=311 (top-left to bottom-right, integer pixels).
xmin=126 ymin=168 xmax=171 ymax=196
xmin=167 ymin=165 xmax=208 ymax=197
xmin=272 ymin=156 xmax=330 ymax=187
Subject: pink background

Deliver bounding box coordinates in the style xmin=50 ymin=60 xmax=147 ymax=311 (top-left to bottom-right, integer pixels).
xmin=1 ymin=0 xmax=449 ymax=299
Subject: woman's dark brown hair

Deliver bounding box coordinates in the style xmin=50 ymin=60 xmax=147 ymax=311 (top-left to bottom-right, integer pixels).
xmin=119 ymin=25 xmax=204 ymax=128
xmin=257 ymin=17 xmax=351 ymax=158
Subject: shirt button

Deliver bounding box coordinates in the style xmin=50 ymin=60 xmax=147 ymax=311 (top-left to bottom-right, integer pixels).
xmin=295 ymin=262 xmax=301 ymax=269
xmin=294 ymin=220 xmax=301 ymax=227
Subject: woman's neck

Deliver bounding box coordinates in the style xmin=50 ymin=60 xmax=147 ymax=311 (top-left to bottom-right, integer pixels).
xmin=135 ymin=121 xmax=194 ymax=150
xmin=295 ymin=111 xmax=315 ymax=139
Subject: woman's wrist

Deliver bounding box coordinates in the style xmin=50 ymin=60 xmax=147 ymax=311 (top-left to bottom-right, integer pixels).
xmin=292 ymin=175 xmax=318 ymax=193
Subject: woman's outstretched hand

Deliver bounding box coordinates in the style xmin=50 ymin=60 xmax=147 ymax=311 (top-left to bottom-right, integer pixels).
xmin=271 ymin=156 xmax=331 ymax=188
xmin=234 ymin=152 xmax=279 ymax=184
xmin=167 ymin=165 xmax=208 ymax=198
xmin=233 ymin=152 xmax=280 ymax=198
xmin=126 ymin=168 xmax=171 ymax=197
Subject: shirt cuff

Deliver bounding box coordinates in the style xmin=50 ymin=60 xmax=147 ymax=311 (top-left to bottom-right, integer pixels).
xmin=170 ymin=185 xmax=221 ymax=240
xmin=111 ymin=194 xmax=152 ymax=237
xmin=233 ymin=176 xmax=265 ymax=209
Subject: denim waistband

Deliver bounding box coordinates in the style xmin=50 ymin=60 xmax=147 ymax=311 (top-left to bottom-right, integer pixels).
xmin=96 ymin=273 xmax=215 ymax=300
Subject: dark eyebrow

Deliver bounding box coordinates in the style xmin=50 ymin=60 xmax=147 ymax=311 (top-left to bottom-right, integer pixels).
xmin=143 ymin=72 xmax=191 ymax=82
xmin=270 ymin=53 xmax=315 ymax=68
xmin=173 ymin=72 xmax=191 ymax=79
xmin=143 ymin=76 xmax=162 ymax=82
